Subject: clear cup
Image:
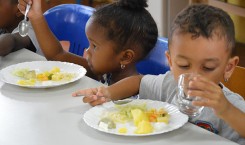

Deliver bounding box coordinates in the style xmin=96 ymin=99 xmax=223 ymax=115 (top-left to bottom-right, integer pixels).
xmin=176 ymin=73 xmax=204 ymax=117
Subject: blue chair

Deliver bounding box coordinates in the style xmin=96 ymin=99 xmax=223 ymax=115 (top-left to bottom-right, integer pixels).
xmin=44 ymin=4 xmax=94 ymax=56
xmin=136 ymin=37 xmax=170 ymax=75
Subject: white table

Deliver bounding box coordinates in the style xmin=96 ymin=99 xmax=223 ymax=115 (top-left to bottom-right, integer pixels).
xmin=0 ymin=49 xmax=238 ymax=145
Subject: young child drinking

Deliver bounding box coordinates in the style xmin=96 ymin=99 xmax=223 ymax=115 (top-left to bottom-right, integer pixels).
xmin=73 ymin=4 xmax=245 ymax=144
xmin=18 ymin=0 xmax=158 ymax=84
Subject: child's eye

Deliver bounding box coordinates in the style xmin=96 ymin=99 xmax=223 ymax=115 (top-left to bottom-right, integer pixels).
xmin=203 ymin=67 xmax=215 ymax=71
xmin=178 ymin=65 xmax=190 ymax=69
xmin=93 ymin=44 xmax=97 ymax=50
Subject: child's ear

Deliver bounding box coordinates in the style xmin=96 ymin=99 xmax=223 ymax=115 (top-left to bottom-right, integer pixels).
xmin=165 ymin=50 xmax=172 ymax=70
xmin=224 ymin=56 xmax=239 ymax=80
xmin=120 ymin=49 xmax=135 ymax=66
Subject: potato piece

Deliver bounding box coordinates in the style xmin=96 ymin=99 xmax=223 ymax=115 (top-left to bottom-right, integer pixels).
xmin=23 ymin=70 xmax=36 ymax=79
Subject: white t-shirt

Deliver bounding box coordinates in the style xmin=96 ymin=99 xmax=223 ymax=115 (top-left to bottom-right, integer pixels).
xmin=12 ymin=22 xmax=43 ymax=56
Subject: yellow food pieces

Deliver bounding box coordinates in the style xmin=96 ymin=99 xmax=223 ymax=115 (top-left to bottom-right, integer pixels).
xmin=50 ymin=67 xmax=60 ymax=73
xmin=104 ymin=104 xmax=170 ymax=135
xmin=51 ymin=73 xmax=74 ymax=81
xmin=36 ymin=67 xmax=60 ymax=81
xmin=14 ymin=67 xmax=75 ymax=86
xmin=157 ymin=115 xmax=170 ymax=124
xmin=131 ymin=109 xmax=149 ymax=126
xmin=36 ymin=73 xmax=49 ymax=81
xmin=118 ymin=127 xmax=127 ymax=134
xmin=146 ymin=108 xmax=169 ymax=123
xmin=134 ymin=120 xmax=153 ymax=134
xmin=131 ymin=109 xmax=153 ymax=134
xmin=17 ymin=79 xmax=36 ymax=86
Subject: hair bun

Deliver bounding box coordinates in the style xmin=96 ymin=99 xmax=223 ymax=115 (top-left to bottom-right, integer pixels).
xmin=117 ymin=0 xmax=148 ymax=10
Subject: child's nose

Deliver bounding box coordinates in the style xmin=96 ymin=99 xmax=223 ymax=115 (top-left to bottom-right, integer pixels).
xmin=86 ymin=47 xmax=92 ymax=54
xmin=85 ymin=48 xmax=92 ymax=58
xmin=192 ymin=70 xmax=203 ymax=76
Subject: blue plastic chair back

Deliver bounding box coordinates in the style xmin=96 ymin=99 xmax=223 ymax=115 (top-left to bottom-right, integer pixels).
xmin=136 ymin=37 xmax=170 ymax=75
xmin=44 ymin=4 xmax=94 ymax=56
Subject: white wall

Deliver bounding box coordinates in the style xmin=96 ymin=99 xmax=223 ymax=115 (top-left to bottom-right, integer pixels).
xmin=148 ymin=0 xmax=188 ymax=37
xmin=147 ymin=0 xmax=166 ymax=37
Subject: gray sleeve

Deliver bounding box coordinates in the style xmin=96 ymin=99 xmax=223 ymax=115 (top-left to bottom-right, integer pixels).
xmin=27 ymin=24 xmax=43 ymax=56
xmin=233 ymin=97 xmax=245 ymax=112
xmin=223 ymin=87 xmax=245 ymax=112
xmin=139 ymin=74 xmax=165 ymax=101
xmin=139 ymin=71 xmax=178 ymax=103
xmin=12 ymin=23 xmax=43 ymax=56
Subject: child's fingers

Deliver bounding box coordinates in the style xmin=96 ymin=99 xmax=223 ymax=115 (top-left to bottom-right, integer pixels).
xmin=97 ymin=86 xmax=109 ymax=97
xmin=187 ymin=89 xmax=212 ymax=100
xmin=83 ymin=95 xmax=97 ymax=103
xmin=22 ymin=0 xmax=32 ymax=5
xmin=89 ymin=97 xmax=107 ymax=106
xmin=192 ymin=98 xmax=211 ymax=106
xmin=17 ymin=4 xmax=26 ymax=14
xmin=193 ymin=99 xmax=224 ymax=112
xmin=72 ymin=90 xmax=86 ymax=97
xmin=189 ymin=78 xmax=220 ymax=94
xmin=72 ymin=88 xmax=98 ymax=97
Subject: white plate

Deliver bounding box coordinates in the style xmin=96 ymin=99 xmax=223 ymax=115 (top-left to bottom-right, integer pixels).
xmin=0 ymin=61 xmax=87 ymax=88
xmin=83 ymin=99 xmax=188 ymax=136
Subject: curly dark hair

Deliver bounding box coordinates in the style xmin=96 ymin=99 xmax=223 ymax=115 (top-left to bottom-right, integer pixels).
xmin=169 ymin=4 xmax=235 ymax=56
xmin=91 ymin=0 xmax=158 ymax=60
xmin=11 ymin=0 xmax=18 ymax=4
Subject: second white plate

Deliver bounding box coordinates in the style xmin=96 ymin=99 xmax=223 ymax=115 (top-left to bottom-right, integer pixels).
xmin=83 ymin=99 xmax=188 ymax=136
xmin=0 ymin=61 xmax=87 ymax=88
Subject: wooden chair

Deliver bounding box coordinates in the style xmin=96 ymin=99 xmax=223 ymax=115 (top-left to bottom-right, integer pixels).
xmin=222 ymin=66 xmax=245 ymax=99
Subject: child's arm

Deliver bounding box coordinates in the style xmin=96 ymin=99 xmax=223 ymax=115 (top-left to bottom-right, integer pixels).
xmin=72 ymin=75 xmax=143 ymax=106
xmin=0 ymin=33 xmax=35 ymax=56
xmin=189 ymin=76 xmax=245 ymax=137
xmin=18 ymin=0 xmax=95 ymax=78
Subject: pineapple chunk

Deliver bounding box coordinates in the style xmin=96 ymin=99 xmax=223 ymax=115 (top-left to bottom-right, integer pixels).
xmin=131 ymin=109 xmax=149 ymax=126
xmin=135 ymin=120 xmax=153 ymax=134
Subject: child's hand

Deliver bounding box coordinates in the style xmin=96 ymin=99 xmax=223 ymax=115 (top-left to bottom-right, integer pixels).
xmin=18 ymin=0 xmax=43 ymax=20
xmin=72 ymin=86 xmax=111 ymax=106
xmin=188 ymin=76 xmax=232 ymax=119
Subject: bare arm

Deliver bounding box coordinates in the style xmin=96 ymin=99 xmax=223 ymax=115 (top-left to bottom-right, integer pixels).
xmin=18 ymin=0 xmax=95 ymax=78
xmin=219 ymin=104 xmax=245 ymax=137
xmin=0 ymin=33 xmax=34 ymax=56
xmin=107 ymin=75 xmax=143 ymax=100
xmin=73 ymin=75 xmax=143 ymax=106
xmin=191 ymin=76 xmax=245 ymax=137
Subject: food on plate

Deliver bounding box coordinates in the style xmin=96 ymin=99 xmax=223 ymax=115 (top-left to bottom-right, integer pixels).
xmin=99 ymin=103 xmax=170 ymax=134
xmin=13 ymin=68 xmax=29 ymax=77
xmin=118 ymin=127 xmax=127 ymax=134
xmin=17 ymin=79 xmax=36 ymax=86
xmin=98 ymin=118 xmax=116 ymax=130
xmin=23 ymin=70 xmax=36 ymax=79
xmin=135 ymin=120 xmax=153 ymax=134
xmin=13 ymin=67 xmax=76 ymax=86
xmin=131 ymin=109 xmax=149 ymax=126
xmin=146 ymin=108 xmax=169 ymax=124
